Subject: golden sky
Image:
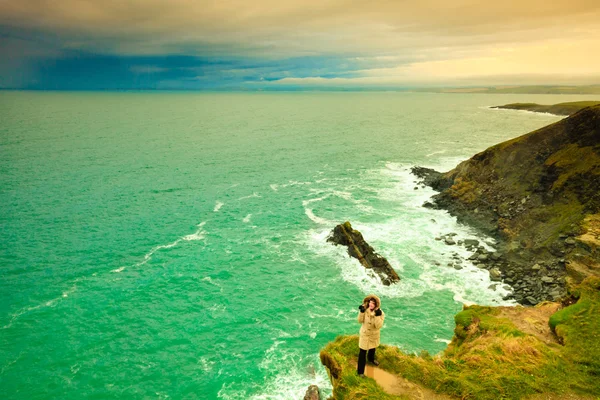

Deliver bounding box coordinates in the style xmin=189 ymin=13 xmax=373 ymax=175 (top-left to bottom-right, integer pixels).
xmin=1 ymin=0 xmax=599 ymax=88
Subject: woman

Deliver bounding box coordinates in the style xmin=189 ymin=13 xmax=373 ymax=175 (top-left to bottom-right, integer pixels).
xmin=357 ymin=294 xmax=384 ymax=376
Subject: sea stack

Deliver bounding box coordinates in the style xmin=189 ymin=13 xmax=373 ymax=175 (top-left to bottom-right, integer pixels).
xmin=328 ymin=221 xmax=400 ymax=285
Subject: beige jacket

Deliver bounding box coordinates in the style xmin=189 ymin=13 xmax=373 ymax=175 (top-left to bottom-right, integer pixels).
xmin=358 ymin=294 xmax=385 ymax=350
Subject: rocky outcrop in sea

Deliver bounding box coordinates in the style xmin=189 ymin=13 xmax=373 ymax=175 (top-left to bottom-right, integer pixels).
xmin=303 ymin=384 xmax=321 ymax=400
xmin=328 ymin=221 xmax=400 ymax=285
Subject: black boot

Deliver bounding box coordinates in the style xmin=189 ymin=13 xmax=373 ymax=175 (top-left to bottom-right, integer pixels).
xmin=367 ymin=348 xmax=379 ymax=366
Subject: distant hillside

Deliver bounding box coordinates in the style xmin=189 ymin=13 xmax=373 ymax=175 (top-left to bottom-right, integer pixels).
xmin=418 ymin=85 xmax=600 ymax=95
xmin=492 ymin=101 xmax=600 ymax=116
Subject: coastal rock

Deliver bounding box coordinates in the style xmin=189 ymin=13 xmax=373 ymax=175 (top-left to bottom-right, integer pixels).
xmin=464 ymin=239 xmax=480 ymax=247
xmin=303 ymin=385 xmax=321 ymax=400
xmin=413 ymin=105 xmax=600 ymax=305
xmin=525 ymin=296 xmax=539 ymax=305
xmin=489 ymin=268 xmax=502 ymax=281
xmin=410 ymin=166 xmax=453 ymax=191
xmin=490 ymin=252 xmax=501 ymax=261
xmin=328 ymin=221 xmax=400 ymax=285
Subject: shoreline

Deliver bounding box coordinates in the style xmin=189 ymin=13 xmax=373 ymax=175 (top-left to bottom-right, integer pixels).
xmin=411 ymin=165 xmax=568 ymax=306
xmin=317 ymin=104 xmax=600 ymax=399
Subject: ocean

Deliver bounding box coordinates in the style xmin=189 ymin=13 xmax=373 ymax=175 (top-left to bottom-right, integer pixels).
xmin=1 ymin=91 xmax=598 ymax=399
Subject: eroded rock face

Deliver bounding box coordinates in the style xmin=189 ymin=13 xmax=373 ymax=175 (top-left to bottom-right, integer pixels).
xmin=413 ymin=105 xmax=600 ymax=305
xmin=328 ymin=221 xmax=400 ymax=285
xmin=303 ymin=385 xmax=321 ymax=400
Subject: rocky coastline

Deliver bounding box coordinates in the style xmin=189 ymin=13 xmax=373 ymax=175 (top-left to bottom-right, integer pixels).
xmin=411 ymin=105 xmax=600 ymax=305
xmin=317 ymin=104 xmax=600 ymax=400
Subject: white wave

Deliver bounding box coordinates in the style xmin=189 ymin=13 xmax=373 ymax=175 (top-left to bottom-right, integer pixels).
xmin=304 ymin=208 xmax=332 ymax=225
xmin=218 ymin=344 xmax=332 ymax=400
xmin=127 ymin=222 xmax=207 ymax=271
xmin=208 ymin=304 xmax=226 ymax=313
xmin=303 ymin=227 xmax=426 ymax=299
xmin=238 ymin=192 xmax=261 ymax=201
xmin=301 ymin=191 xmax=360 ymax=225
xmin=0 ymin=352 xmax=24 ymax=375
xmin=274 ymin=180 xmax=314 ymax=192
xmin=2 ymin=278 xmax=82 ymax=330
xmin=3 ymin=221 xmax=209 ymax=331
xmin=300 ymin=160 xmax=513 ymax=305
xmin=484 ymin=105 xmax=565 ymax=118
xmin=417 ymin=156 xmax=469 ymax=173
xmin=254 ymin=350 xmax=331 ymax=400
xmin=287 ymin=180 xmax=312 ymax=186
xmin=425 ymin=149 xmax=447 ymax=157
xmin=243 ymin=214 xmax=252 ymax=223
xmin=183 ymin=222 xmax=206 ymax=241
xmin=302 ymin=195 xmax=330 ymax=206
xmin=214 ymin=201 xmax=224 ymax=212
xmin=201 ymin=276 xmax=219 ymax=286
xmin=289 ymin=250 xmax=308 ymax=265
xmin=435 ymin=338 xmax=452 ymax=345
xmin=198 ymin=357 xmax=215 ymax=373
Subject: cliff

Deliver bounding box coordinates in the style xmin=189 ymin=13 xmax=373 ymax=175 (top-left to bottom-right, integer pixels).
xmin=418 ymin=105 xmax=600 ymax=304
xmin=319 ymin=105 xmax=600 ymax=399
xmin=491 ymin=101 xmax=600 ymax=116
xmin=321 ymin=276 xmax=600 ymax=399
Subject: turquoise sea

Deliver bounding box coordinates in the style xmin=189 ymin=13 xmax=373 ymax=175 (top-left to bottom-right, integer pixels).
xmin=2 ymin=92 xmax=599 ymax=399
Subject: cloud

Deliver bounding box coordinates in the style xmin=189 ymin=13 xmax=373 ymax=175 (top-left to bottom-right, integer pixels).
xmin=2 ymin=0 xmax=599 ymax=56
xmin=0 ymin=0 xmax=599 ymax=88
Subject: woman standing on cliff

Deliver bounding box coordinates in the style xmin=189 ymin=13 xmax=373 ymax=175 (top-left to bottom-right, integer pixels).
xmin=357 ymin=294 xmax=384 ymax=376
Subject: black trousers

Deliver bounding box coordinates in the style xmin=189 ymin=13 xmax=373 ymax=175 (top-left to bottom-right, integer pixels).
xmin=357 ymin=348 xmax=376 ymax=374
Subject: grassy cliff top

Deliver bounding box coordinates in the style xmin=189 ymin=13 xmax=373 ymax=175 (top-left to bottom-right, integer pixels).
xmin=321 ymin=277 xmax=600 ymax=399
xmin=492 ymin=101 xmax=600 ymax=116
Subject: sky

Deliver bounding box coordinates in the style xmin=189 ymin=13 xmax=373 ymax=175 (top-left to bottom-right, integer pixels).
xmin=1 ymin=0 xmax=599 ymax=90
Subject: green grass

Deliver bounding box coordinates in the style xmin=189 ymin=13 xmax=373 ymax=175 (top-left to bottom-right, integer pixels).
xmin=549 ymin=277 xmax=600 ymax=393
xmin=321 ymin=277 xmax=600 ymax=399
xmin=320 ymin=337 xmax=407 ymax=399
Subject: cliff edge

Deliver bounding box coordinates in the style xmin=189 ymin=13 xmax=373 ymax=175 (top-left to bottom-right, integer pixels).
xmin=320 ymin=106 xmax=600 ymax=400
xmin=417 ymin=105 xmax=600 ymax=303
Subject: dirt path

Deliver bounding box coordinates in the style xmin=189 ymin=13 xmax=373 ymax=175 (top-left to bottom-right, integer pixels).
xmin=362 ymin=363 xmax=452 ymax=399
xmin=496 ymin=302 xmax=562 ymax=345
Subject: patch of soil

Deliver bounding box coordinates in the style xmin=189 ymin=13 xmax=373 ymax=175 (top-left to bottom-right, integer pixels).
xmin=361 ymin=363 xmax=452 ymax=399
xmin=496 ymin=302 xmax=562 ymax=345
